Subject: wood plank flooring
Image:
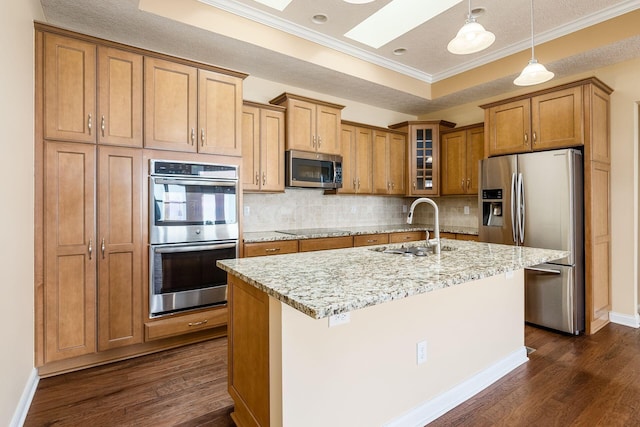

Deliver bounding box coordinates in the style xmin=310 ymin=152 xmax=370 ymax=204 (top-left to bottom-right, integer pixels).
xmin=24 ymin=323 xmax=640 ymax=426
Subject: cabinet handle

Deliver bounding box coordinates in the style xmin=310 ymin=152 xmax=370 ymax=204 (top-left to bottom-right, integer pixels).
xmin=357 ymin=178 xmax=361 ymax=189
xmin=391 ymin=182 xmax=395 ymax=190
xmin=353 ymin=178 xmax=356 ymax=190
xmin=100 ymin=116 xmax=105 ymax=137
xmin=312 ymin=135 xmax=316 ymax=148
xmin=101 ymin=238 xmax=105 ymax=259
xmin=255 ymin=172 xmax=259 ymax=185
xmin=265 ymin=248 xmax=281 ymax=253
xmin=467 ymin=178 xmax=471 ymax=190
xmin=413 ymin=181 xmax=417 ymax=190
xmin=88 ymin=239 xmax=93 ymax=260
xmin=318 ymin=136 xmax=322 ymax=147
xmin=188 ymin=319 xmax=208 ymax=327
xmin=532 ymin=131 xmax=537 ymax=145
xmin=461 ymin=179 xmax=465 ymax=190
xmin=524 ymin=132 xmax=528 ymax=145
xmin=190 ymin=128 xmax=195 ymax=144
xmin=387 ymin=182 xmax=391 ymax=190
xmin=366 ymin=239 xmax=378 ymax=243
xmin=263 ymin=172 xmax=266 ymax=185
xmin=201 ymin=128 xmax=205 ymax=146
xmin=87 ymin=114 xmax=92 ymax=135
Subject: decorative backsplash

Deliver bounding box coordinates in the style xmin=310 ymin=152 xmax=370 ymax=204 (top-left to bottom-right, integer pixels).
xmin=242 ymin=189 xmax=478 ymax=232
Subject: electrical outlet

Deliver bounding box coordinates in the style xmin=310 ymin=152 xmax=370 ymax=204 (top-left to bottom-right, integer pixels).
xmin=417 ymin=340 xmax=427 ymax=364
xmin=402 ymin=204 xmax=408 ymax=213
xmin=328 ymin=312 xmax=351 ymax=327
xmin=351 ymin=206 xmax=357 ymax=214
xmin=243 ymin=206 xmax=250 ymax=216
xmin=464 ymin=205 xmax=470 ymax=215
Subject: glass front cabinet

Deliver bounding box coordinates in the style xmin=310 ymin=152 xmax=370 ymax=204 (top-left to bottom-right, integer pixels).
xmin=388 ymin=120 xmax=455 ymax=196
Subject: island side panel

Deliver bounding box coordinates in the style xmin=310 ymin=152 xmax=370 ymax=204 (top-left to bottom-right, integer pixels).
xmin=275 ymin=270 xmax=526 ymax=427
xmin=228 ymin=274 xmax=270 ymax=427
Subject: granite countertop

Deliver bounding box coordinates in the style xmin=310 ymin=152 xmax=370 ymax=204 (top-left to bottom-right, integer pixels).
xmin=218 ymin=239 xmax=567 ymax=319
xmin=243 ymin=224 xmax=478 ymax=243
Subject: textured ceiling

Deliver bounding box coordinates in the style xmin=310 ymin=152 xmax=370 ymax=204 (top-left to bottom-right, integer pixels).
xmin=39 ymin=0 xmax=640 ymax=115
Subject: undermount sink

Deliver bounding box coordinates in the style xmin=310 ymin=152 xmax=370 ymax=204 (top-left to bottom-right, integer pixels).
xmin=369 ymin=245 xmax=457 ymax=257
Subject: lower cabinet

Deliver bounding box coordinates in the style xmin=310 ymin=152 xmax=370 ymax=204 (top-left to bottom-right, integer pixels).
xmin=145 ymin=307 xmax=228 ymax=341
xmin=389 ymin=231 xmax=425 ymax=243
xmin=440 ymin=232 xmax=479 ymax=241
xmin=244 ymin=240 xmax=299 ymax=257
xmin=298 ymin=236 xmax=354 ymax=252
xmin=353 ymin=234 xmax=389 ymax=247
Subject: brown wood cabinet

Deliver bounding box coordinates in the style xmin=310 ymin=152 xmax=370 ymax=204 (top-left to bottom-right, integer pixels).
xmin=298 ymin=236 xmax=354 ymax=252
xmin=242 ymin=101 xmax=286 ymax=192
xmin=372 ymin=130 xmax=406 ymax=195
xmin=481 ymin=78 xmax=613 ymax=335
xmin=270 ymin=93 xmax=344 ymax=155
xmin=43 ymin=33 xmax=143 ymax=147
xmin=339 ymin=123 xmax=373 ymax=194
xmin=145 ymin=307 xmax=228 ymax=341
xmin=483 ymin=85 xmax=583 ymax=157
xmin=244 ymin=240 xmax=299 ymax=258
xmin=388 ymin=231 xmax=425 ymax=243
xmin=440 ymin=232 xmax=479 ymax=241
xmin=441 ymin=124 xmax=484 ymax=195
xmin=353 ymin=234 xmax=390 ymax=247
xmin=389 ymin=120 xmax=455 ymax=196
xmin=145 ymin=57 xmax=243 ymax=156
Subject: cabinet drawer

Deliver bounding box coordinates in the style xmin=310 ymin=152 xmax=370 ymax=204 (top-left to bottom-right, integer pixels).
xmin=440 ymin=232 xmax=456 ymax=239
xmin=145 ymin=307 xmax=227 ymax=341
xmin=298 ymin=236 xmax=354 ymax=252
xmin=244 ymin=240 xmax=298 ymax=257
xmin=389 ymin=231 xmax=425 ymax=243
xmin=353 ymin=233 xmax=389 ymax=247
xmin=456 ymin=233 xmax=479 ymax=242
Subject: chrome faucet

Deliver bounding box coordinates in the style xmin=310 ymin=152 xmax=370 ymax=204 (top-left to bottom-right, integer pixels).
xmin=406 ymin=197 xmax=440 ymax=255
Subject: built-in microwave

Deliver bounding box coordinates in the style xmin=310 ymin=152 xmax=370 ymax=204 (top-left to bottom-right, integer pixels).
xmin=286 ymin=150 xmax=343 ymax=189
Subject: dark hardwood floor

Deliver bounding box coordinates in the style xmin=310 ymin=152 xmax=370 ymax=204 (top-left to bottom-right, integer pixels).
xmin=25 ymin=323 xmax=640 ymax=426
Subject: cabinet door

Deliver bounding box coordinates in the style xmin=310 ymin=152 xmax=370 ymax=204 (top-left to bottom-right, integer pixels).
xmin=97 ymin=147 xmax=143 ymax=351
xmin=144 ymin=57 xmax=197 ymax=152
xmin=286 ymin=98 xmax=315 ymax=151
xmin=241 ymin=105 xmax=260 ymax=191
xmin=355 ymin=127 xmax=373 ymax=193
xmin=43 ymin=33 xmax=96 ymax=143
xmin=372 ymin=131 xmax=389 ymax=194
xmin=316 ymin=105 xmax=341 ymax=155
xmin=339 ymin=125 xmax=356 ymax=194
xmin=441 ymin=130 xmax=466 ymax=195
xmin=260 ymin=108 xmax=286 ymax=192
xmin=532 ymin=86 xmax=583 ymax=150
xmin=44 ymin=142 xmax=96 ymax=362
xmin=486 ymin=99 xmax=531 ymax=156
xmin=98 ymin=47 xmax=143 ymax=147
xmin=198 ymin=70 xmax=243 ymax=156
xmin=409 ymin=125 xmax=439 ymax=195
xmin=388 ymin=133 xmax=405 ymax=195
xmin=466 ymin=126 xmax=485 ymax=194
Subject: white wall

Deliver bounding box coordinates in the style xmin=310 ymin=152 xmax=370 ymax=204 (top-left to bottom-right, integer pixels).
xmin=1 ymin=1 xmax=44 ymax=425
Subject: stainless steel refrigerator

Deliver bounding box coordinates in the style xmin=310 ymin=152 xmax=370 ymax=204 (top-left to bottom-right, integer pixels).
xmin=478 ymin=148 xmax=584 ymax=334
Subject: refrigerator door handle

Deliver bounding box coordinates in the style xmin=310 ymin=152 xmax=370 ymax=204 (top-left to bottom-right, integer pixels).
xmin=510 ymin=172 xmax=517 ymax=243
xmin=518 ymin=172 xmax=525 ymax=244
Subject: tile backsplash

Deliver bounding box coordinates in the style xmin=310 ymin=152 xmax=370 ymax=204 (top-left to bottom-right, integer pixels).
xmin=242 ymin=189 xmax=478 ymax=232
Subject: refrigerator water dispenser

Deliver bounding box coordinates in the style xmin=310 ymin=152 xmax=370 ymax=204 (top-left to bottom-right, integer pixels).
xmin=482 ymin=189 xmax=503 ymax=227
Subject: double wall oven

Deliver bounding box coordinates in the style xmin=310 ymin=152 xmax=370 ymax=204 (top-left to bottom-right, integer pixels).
xmin=149 ymin=160 xmax=238 ymax=317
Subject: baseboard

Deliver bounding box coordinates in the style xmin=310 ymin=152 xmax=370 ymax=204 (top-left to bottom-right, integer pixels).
xmin=609 ymin=311 xmax=640 ymax=328
xmin=9 ymin=368 xmax=39 ymax=427
xmin=384 ymin=347 xmax=528 ymax=427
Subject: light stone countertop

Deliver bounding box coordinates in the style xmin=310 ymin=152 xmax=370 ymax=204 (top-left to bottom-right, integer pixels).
xmin=243 ymin=224 xmax=478 ymax=243
xmin=218 ymin=239 xmax=567 ymax=319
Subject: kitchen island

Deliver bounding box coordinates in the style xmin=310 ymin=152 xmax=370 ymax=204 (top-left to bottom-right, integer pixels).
xmin=217 ymin=239 xmax=567 ymax=427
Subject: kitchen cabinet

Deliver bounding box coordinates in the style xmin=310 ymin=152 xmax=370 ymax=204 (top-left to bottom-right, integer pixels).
xmin=440 ymin=232 xmax=479 ymax=242
xmin=270 ymin=93 xmax=344 ymax=156
xmin=298 ymin=236 xmax=354 ymax=252
xmin=339 ymin=123 xmax=373 ymax=194
xmin=242 ymin=101 xmax=286 ymax=192
xmin=145 ymin=57 xmax=244 ymax=156
xmin=372 ymin=130 xmax=406 ymax=195
xmin=145 ymin=308 xmax=228 ymax=341
xmin=43 ymin=33 xmax=143 ymax=147
xmin=353 ymin=234 xmax=389 ymax=247
xmin=389 ymin=120 xmax=456 ymax=196
xmin=388 ymin=231 xmax=425 ymax=243
xmin=483 ymin=85 xmax=583 ymax=157
xmin=244 ymin=240 xmax=299 ymax=257
xmin=481 ymin=77 xmax=613 ymax=335
xmin=441 ymin=124 xmax=484 ymax=195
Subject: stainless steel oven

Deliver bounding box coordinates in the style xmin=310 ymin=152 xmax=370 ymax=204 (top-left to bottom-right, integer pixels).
xmin=149 ymin=160 xmax=239 ymax=317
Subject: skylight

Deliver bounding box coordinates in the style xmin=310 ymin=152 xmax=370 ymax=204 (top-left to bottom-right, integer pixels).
xmin=345 ymin=0 xmax=463 ymax=49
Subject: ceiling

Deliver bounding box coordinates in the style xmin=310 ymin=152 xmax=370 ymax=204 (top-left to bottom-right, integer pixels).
xmin=39 ymin=0 xmax=640 ymax=116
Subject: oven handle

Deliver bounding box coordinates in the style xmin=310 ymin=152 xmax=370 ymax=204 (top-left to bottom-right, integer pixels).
xmin=153 ymin=177 xmax=237 ymax=187
xmin=152 ymin=242 xmax=237 ymax=254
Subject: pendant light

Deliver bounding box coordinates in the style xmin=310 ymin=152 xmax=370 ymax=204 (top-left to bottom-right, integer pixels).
xmin=447 ymin=0 xmax=495 ymax=55
xmin=514 ymin=0 xmax=554 ymax=86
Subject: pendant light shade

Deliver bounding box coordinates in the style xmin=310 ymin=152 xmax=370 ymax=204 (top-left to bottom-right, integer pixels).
xmin=514 ymin=0 xmax=554 ymax=86
xmin=447 ymin=1 xmax=495 ymax=55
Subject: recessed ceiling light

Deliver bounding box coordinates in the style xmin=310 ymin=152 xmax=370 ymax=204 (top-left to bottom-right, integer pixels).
xmin=345 ymin=0 xmax=463 ymax=49
xmin=393 ymin=47 xmax=407 ymax=55
xmin=312 ymin=14 xmax=328 ymax=24
xmin=252 ymin=0 xmax=293 ymax=12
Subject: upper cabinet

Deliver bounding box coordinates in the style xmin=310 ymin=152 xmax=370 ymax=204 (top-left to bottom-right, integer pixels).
xmin=372 ymin=130 xmax=406 ymax=195
xmin=388 ymin=120 xmax=455 ymax=197
xmin=144 ymin=58 xmax=244 ymax=156
xmin=242 ymin=101 xmax=286 ymax=192
xmin=270 ymin=93 xmax=344 ymax=156
xmin=340 ymin=123 xmax=373 ymax=194
xmin=441 ymin=124 xmax=484 ymax=196
xmin=43 ymin=33 xmax=143 ymax=147
xmin=483 ymin=85 xmax=583 ymax=157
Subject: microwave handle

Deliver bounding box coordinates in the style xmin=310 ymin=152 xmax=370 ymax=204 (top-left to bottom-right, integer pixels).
xmin=153 ymin=242 xmax=237 ymax=254
xmin=153 ymin=178 xmax=236 ymax=187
